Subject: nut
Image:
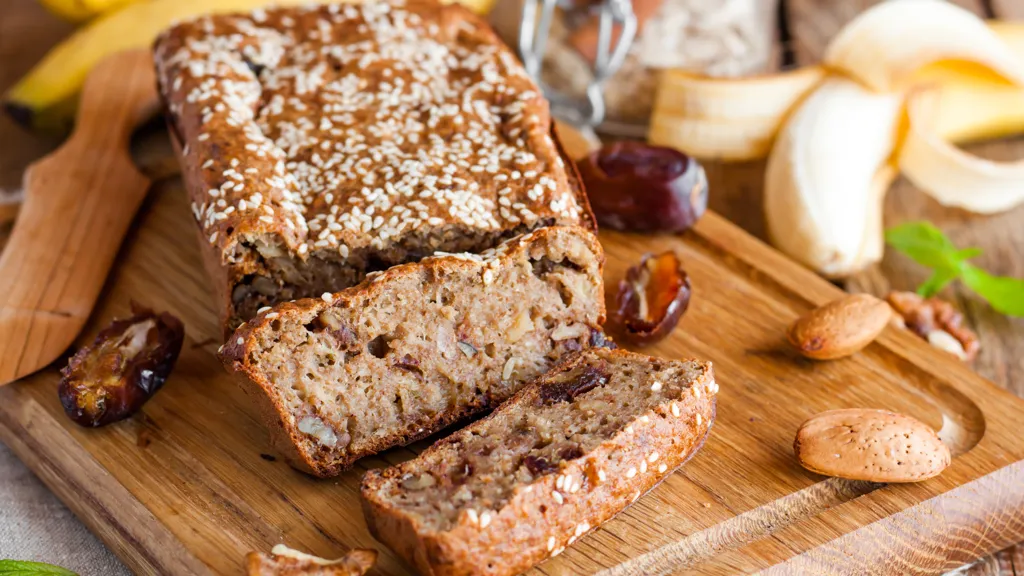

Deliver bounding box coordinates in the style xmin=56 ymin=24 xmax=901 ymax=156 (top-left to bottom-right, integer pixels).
xmin=886 ymin=291 xmax=979 ymax=362
xmin=297 ymin=415 xmax=339 ymax=448
xmin=550 ymin=323 xmax=589 ymax=341
xmin=787 ymin=294 xmax=892 ymax=360
xmin=794 ymin=408 xmax=951 ymax=483
xmin=507 ymin=311 xmax=535 ymax=343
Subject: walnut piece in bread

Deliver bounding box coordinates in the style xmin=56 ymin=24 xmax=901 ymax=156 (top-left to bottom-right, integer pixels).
xmin=361 ymin=347 xmax=717 ymax=576
xmin=153 ymin=0 xmax=594 ymax=333
xmin=221 ymin=226 xmax=606 ymax=477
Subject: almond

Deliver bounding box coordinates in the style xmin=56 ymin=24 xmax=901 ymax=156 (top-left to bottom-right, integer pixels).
xmin=794 ymin=409 xmax=951 ymax=483
xmin=787 ymin=294 xmax=891 ymax=360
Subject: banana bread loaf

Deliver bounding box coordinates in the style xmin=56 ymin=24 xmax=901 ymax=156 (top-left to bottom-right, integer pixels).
xmin=153 ymin=0 xmax=594 ymax=333
xmin=220 ymin=226 xmax=606 ymax=477
xmin=360 ymin=348 xmax=717 ymax=576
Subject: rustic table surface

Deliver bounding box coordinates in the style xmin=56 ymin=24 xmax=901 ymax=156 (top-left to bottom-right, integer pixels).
xmin=0 ymin=0 xmax=1021 ymax=574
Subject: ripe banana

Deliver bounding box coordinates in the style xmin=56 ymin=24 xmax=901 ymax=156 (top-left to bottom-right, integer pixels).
xmin=649 ymin=21 xmax=1024 ymax=163
xmin=764 ymin=77 xmax=902 ymax=278
xmin=37 ymin=0 xmax=141 ymax=24
xmin=824 ymin=0 xmax=1024 ymax=92
xmin=6 ymin=0 xmax=492 ymax=133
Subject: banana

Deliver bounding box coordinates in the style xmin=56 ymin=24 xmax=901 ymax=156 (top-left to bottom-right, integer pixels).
xmin=764 ymin=77 xmax=902 ymax=278
xmin=900 ymin=89 xmax=1024 ymax=214
xmin=37 ymin=0 xmax=141 ymax=24
xmin=7 ymin=0 xmax=492 ymax=132
xmin=649 ymin=21 xmax=1024 ymax=162
xmin=648 ymin=67 xmax=824 ymax=161
xmin=824 ymin=0 xmax=1024 ymax=91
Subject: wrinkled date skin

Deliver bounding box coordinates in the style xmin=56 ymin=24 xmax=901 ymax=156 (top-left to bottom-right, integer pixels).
xmin=577 ymin=142 xmax=708 ymax=233
xmin=58 ymin=304 xmax=185 ymax=427
xmin=614 ymin=251 xmax=691 ymax=346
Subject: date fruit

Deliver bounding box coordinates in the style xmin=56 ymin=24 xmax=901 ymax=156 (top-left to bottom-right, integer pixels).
xmin=578 ymin=142 xmax=708 ymax=232
xmin=59 ymin=303 xmax=185 ymax=427
xmin=613 ymin=251 xmax=691 ymax=345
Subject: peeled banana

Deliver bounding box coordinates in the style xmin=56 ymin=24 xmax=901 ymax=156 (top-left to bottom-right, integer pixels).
xmin=764 ymin=77 xmax=902 ymax=278
xmin=824 ymin=0 xmax=1024 ymax=91
xmin=649 ymin=21 xmax=1024 ymax=163
xmin=37 ymin=0 xmax=141 ymax=23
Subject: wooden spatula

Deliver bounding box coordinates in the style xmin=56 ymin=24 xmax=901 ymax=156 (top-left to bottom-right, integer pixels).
xmin=0 ymin=49 xmax=159 ymax=386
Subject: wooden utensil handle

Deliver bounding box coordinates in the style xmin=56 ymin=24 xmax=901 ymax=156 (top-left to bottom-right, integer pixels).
xmin=0 ymin=49 xmax=158 ymax=385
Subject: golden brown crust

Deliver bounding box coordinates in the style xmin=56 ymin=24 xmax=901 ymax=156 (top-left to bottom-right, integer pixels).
xmin=220 ymin=226 xmax=606 ymax=477
xmin=360 ymin=349 xmax=717 ymax=576
xmin=154 ymin=0 xmax=595 ymax=333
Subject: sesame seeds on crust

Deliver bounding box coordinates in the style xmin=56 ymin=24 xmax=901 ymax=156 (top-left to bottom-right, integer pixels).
xmin=155 ymin=0 xmax=582 ymax=264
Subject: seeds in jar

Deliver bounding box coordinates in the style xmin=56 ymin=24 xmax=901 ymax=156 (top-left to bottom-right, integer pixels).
xmin=787 ymin=294 xmax=892 ymax=360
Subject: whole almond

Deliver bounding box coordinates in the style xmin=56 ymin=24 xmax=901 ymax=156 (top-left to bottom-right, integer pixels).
xmin=787 ymin=294 xmax=891 ymax=360
xmin=794 ymin=409 xmax=951 ymax=483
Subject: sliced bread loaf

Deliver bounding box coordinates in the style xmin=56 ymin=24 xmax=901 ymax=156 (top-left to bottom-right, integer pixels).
xmin=220 ymin=226 xmax=605 ymax=477
xmin=360 ymin=347 xmax=717 ymax=576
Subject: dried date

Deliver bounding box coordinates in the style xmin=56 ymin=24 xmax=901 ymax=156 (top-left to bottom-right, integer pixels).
xmin=59 ymin=303 xmax=185 ymax=427
xmin=614 ymin=251 xmax=691 ymax=346
xmin=578 ymin=142 xmax=708 ymax=233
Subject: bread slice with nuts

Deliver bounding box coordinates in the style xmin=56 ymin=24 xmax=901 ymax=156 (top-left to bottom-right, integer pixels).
xmin=360 ymin=347 xmax=717 ymax=576
xmin=220 ymin=226 xmax=606 ymax=477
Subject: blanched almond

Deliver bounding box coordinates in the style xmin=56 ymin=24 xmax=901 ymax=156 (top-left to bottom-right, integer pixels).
xmin=794 ymin=408 xmax=950 ymax=483
xmin=787 ymin=294 xmax=891 ymax=360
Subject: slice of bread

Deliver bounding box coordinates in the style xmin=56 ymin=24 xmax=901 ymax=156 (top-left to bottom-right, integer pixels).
xmin=245 ymin=546 xmax=376 ymax=576
xmin=360 ymin=348 xmax=717 ymax=576
xmin=220 ymin=226 xmax=605 ymax=477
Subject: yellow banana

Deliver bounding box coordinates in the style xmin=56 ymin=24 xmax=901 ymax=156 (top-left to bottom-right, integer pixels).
xmin=37 ymin=0 xmax=141 ymax=24
xmin=6 ymin=0 xmax=491 ymax=132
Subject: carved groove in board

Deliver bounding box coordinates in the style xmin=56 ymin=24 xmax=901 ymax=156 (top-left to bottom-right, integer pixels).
xmin=596 ymin=478 xmax=879 ymax=576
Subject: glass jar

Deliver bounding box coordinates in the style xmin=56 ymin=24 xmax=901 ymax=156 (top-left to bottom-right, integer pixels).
xmin=491 ymin=0 xmax=777 ymax=135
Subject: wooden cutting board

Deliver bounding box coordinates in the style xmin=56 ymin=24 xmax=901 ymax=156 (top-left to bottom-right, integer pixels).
xmin=1 ymin=172 xmax=1023 ymax=576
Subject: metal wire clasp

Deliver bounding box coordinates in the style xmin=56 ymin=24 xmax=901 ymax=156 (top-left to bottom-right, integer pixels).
xmin=517 ymin=0 xmax=637 ymax=127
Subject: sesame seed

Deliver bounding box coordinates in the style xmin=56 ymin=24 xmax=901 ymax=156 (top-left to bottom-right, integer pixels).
xmin=625 ymin=425 xmax=634 ymax=434
xmin=556 ymin=475 xmax=565 ymax=490
xmin=257 ymin=306 xmax=272 ymax=314
xmin=658 ymin=463 xmax=668 ymax=473
xmin=552 ymin=546 xmax=563 ymax=557
xmin=640 ymin=416 xmax=650 ymax=423
xmin=697 ymin=413 xmax=703 ymax=426
xmin=552 ymin=491 xmax=563 ymax=504
xmin=671 ymin=403 xmax=680 ymax=417
xmin=651 ymin=381 xmax=662 ymax=392
xmin=265 ymin=312 xmax=279 ymax=319
xmin=236 ymin=337 xmax=244 ymax=345
xmin=321 ymin=292 xmax=333 ymax=303
xmin=640 ymin=460 xmax=648 ymax=473
xmin=597 ymin=469 xmax=606 ymax=482
xmin=648 ymin=452 xmax=659 ymax=463
xmin=547 ymin=537 xmax=555 ymax=551
xmin=626 ymin=467 xmax=637 ymax=478
xmin=479 ymin=510 xmax=492 ymax=528
xmin=694 ymin=387 xmax=701 ymax=399
xmin=466 ymin=509 xmax=478 ymax=524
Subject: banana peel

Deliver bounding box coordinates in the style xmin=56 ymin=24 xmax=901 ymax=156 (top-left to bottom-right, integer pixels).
xmin=5 ymin=0 xmax=494 ymax=133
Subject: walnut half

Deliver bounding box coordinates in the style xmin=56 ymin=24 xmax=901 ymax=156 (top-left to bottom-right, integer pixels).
xmin=886 ymin=291 xmax=979 ymax=362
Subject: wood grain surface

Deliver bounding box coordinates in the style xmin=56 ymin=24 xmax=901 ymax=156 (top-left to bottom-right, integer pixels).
xmin=0 ymin=169 xmax=1023 ymax=575
xmin=0 ymin=49 xmax=157 ymax=386
xmin=1 ymin=0 xmax=1024 ymax=574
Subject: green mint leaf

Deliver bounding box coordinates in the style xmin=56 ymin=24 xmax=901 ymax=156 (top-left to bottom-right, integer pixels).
xmin=917 ymin=266 xmax=961 ymax=298
xmin=961 ymin=265 xmax=1024 ymax=317
xmin=884 ymin=221 xmax=961 ymax=269
xmin=0 ymin=560 xmax=78 ymax=576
